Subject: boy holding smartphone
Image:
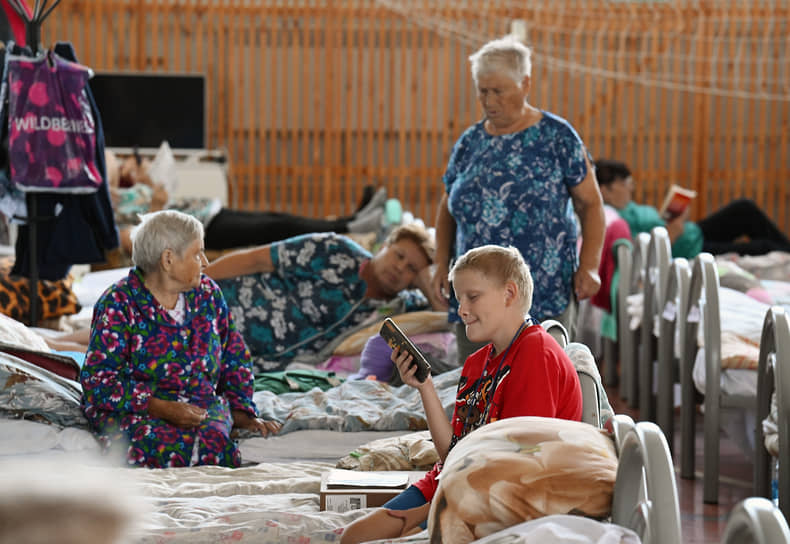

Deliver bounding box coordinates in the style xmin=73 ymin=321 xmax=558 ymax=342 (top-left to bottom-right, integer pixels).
xmin=341 ymin=245 xmax=583 ymax=543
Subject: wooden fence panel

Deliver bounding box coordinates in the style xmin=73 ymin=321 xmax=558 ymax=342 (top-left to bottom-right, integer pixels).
xmin=41 ymin=0 xmax=789 ymax=230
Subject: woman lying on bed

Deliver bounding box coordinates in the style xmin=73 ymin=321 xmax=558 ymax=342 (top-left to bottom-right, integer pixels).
xmin=106 ymin=150 xmax=387 ymax=256
xmin=79 ymin=210 xmax=281 ymax=468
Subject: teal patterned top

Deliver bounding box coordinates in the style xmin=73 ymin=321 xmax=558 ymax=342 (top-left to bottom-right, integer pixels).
xmin=444 ymin=112 xmax=588 ymax=321
xmin=218 ymin=232 xmax=427 ymax=373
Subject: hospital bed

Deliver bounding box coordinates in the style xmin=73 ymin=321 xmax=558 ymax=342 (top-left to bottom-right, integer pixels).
xmin=754 ymin=306 xmax=790 ymax=519
xmin=680 ymin=252 xmax=763 ymax=504
xmin=0 ymin=304 xmax=683 ymax=543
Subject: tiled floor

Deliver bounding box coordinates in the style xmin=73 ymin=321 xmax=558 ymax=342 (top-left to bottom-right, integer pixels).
xmin=604 ymin=385 xmax=756 ymax=543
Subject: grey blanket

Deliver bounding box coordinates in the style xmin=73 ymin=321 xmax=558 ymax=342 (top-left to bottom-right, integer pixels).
xmin=0 ymin=348 xmax=461 ymax=435
xmin=250 ymin=368 xmax=461 ymax=434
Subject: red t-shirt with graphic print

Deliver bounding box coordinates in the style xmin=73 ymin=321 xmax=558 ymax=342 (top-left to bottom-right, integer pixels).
xmin=413 ymin=324 xmax=582 ymax=501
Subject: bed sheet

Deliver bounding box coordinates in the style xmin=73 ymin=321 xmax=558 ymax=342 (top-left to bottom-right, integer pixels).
xmin=0 ymin=421 xmax=646 ymax=544
xmin=0 ymin=453 xmax=367 ymax=544
xmin=1 ymin=347 xmax=460 ymax=439
xmin=250 ymin=367 xmax=460 ymax=434
xmin=0 ymin=418 xmax=428 ymax=542
xmin=693 ymin=283 xmax=790 ymax=398
xmin=689 ymin=283 xmax=790 ymax=460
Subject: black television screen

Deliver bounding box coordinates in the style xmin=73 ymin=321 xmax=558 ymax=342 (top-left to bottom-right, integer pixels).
xmin=89 ymin=72 xmax=206 ymax=150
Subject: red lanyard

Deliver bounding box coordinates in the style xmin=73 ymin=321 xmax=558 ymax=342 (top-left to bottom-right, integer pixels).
xmin=459 ymin=318 xmax=530 ymax=438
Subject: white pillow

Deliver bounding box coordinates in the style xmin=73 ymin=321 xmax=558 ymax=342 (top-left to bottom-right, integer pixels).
xmin=0 ymin=312 xmax=50 ymax=352
xmin=148 ymin=140 xmax=179 ymax=194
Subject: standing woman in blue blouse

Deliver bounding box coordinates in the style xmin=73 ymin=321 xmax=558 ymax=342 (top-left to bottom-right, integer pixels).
xmin=80 ymin=210 xmax=280 ymax=468
xmin=431 ymin=36 xmax=605 ymax=362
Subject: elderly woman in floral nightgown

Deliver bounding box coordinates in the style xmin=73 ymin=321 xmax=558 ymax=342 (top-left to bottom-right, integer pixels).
xmin=80 ymin=210 xmax=280 ymax=468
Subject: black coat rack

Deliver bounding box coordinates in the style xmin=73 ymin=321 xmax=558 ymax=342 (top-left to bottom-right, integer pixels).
xmin=6 ymin=0 xmax=63 ymax=326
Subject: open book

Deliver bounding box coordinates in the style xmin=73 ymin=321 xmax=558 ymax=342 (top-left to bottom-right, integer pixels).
xmin=658 ymin=184 xmax=697 ymax=221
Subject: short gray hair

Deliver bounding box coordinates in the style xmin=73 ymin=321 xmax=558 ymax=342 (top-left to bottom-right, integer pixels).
xmin=468 ymin=35 xmax=532 ymax=84
xmin=131 ymin=210 xmax=204 ymax=274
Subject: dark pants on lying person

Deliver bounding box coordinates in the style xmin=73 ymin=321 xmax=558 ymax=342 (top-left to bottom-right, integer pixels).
xmin=203 ymin=208 xmax=352 ymax=250
xmin=697 ymin=198 xmax=790 ymax=256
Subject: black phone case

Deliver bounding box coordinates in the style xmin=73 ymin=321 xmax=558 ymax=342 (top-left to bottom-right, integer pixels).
xmin=379 ymin=318 xmax=431 ymax=383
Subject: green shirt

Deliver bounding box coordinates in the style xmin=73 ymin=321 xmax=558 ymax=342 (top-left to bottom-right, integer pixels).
xmin=618 ymin=201 xmax=703 ymax=259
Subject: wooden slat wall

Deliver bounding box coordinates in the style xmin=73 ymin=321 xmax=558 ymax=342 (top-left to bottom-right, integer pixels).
xmin=43 ymin=0 xmax=790 ymax=230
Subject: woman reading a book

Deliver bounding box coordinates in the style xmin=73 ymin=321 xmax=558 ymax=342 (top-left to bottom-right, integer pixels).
xmin=595 ymin=158 xmax=790 ymax=257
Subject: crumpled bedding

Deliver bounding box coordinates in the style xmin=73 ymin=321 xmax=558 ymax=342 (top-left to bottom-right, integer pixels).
xmin=250 ymin=367 xmax=461 ymax=434
xmin=362 ymin=515 xmax=643 ymax=543
xmin=4 ymin=335 xmax=614 ymax=441
xmin=471 ymin=515 xmax=641 ymax=543
xmin=763 ymin=392 xmax=779 ymax=457
xmin=0 ymin=418 xmax=98 ymax=456
xmin=0 ymin=434 xmax=644 ymax=544
xmin=0 ymin=457 xmax=371 ymax=544
xmin=719 ymin=250 xmax=790 ymax=282
xmin=0 ymin=351 xmax=88 ymax=428
xmin=335 ymin=430 xmax=437 ymax=471
xmin=1 ymin=342 xmax=462 ymax=435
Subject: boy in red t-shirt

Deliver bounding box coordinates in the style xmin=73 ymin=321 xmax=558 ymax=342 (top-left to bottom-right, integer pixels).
xmin=341 ymin=245 xmax=583 ymax=543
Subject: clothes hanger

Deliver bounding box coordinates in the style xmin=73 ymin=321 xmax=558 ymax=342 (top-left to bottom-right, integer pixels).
xmin=5 ymin=0 xmax=63 ymax=54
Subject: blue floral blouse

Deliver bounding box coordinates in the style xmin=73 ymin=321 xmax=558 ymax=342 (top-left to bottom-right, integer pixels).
xmin=218 ymin=232 xmax=426 ymax=373
xmin=444 ymin=111 xmax=589 ymax=321
xmin=80 ymin=269 xmax=257 ymax=468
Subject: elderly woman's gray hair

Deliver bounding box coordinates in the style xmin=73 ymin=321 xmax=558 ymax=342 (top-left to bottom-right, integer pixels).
xmin=131 ymin=210 xmax=204 ymax=273
xmin=468 ymin=35 xmax=532 ymax=83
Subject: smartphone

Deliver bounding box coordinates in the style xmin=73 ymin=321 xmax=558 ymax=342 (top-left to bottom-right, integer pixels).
xmin=379 ymin=317 xmax=431 ymax=383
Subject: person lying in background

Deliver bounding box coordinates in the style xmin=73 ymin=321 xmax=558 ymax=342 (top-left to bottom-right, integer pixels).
xmin=42 ymin=223 xmax=442 ymax=365
xmin=595 ymin=158 xmax=790 ymax=258
xmin=80 ymin=210 xmax=280 ymax=468
xmin=105 ymin=150 xmax=387 ymax=255
xmin=205 ymin=223 xmax=435 ymax=373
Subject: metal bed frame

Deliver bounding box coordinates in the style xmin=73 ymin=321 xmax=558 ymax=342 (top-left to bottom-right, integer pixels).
xmin=610 ymin=418 xmax=682 ymax=544
xmin=619 ymin=231 xmax=651 ymax=408
xmin=656 ymin=255 xmax=691 ymax=452
xmin=721 ymin=497 xmax=790 ymax=544
xmin=754 ymin=307 xmax=790 ymax=519
xmin=639 ymin=227 xmax=672 ymax=422
xmin=680 ymin=252 xmax=754 ymax=504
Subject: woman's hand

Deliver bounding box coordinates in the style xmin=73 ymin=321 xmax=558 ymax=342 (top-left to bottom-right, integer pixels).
xmin=429 ymin=263 xmax=450 ymax=311
xmin=385 ymin=503 xmax=431 ymax=536
xmin=232 ymin=410 xmax=282 ymax=437
xmin=392 ymin=346 xmax=428 ymax=389
xmin=414 ymin=266 xmax=448 ymax=311
xmin=148 ymin=397 xmax=207 ymax=429
xmin=665 ymin=208 xmax=689 ymax=243
xmin=573 ymin=267 xmax=601 ymax=300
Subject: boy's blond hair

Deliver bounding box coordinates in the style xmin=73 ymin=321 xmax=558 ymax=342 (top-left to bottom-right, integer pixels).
xmin=449 ymin=245 xmax=533 ymax=316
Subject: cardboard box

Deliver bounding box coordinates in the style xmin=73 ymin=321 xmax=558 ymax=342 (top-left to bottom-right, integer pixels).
xmin=319 ymin=470 xmax=425 ymax=512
